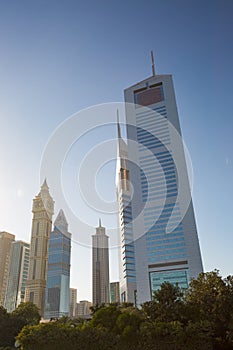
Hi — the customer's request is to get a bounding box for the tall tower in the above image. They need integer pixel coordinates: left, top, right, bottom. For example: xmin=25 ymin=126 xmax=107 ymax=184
xmin=5 ymin=241 xmax=30 ymax=312
xmin=116 ymin=118 xmax=137 ymax=304
xmin=69 ymin=288 xmax=77 ymax=318
xmin=0 ymin=232 xmax=15 ymax=306
xmin=117 ymin=61 xmax=203 ymax=305
xmin=25 ymin=180 xmax=54 ymax=317
xmin=92 ymin=220 xmax=110 ymax=306
xmin=45 ymin=209 xmax=71 ymax=319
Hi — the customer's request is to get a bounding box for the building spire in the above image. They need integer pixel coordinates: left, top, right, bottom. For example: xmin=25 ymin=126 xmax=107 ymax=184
xmin=117 ymin=109 xmax=121 ymax=139
xmin=41 ymin=178 xmax=49 ymax=190
xmin=99 ymin=218 xmax=102 ymax=227
xmin=54 ymin=209 xmax=68 ymax=234
xmin=151 ymin=50 xmax=156 ymax=76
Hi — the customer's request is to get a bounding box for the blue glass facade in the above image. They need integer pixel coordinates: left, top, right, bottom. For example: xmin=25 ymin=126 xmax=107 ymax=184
xmin=45 ymin=222 xmax=71 ymax=319
xmin=122 ymin=74 xmax=203 ymax=305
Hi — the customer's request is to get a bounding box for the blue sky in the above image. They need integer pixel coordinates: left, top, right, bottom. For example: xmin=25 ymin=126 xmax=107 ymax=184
xmin=0 ymin=0 xmax=233 ymax=301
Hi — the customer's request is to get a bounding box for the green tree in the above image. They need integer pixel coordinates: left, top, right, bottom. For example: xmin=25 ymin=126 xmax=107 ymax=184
xmin=12 ymin=302 xmax=41 ymax=325
xmin=186 ymin=270 xmax=233 ymax=348
xmin=17 ymin=322 xmax=119 ymax=350
xmin=142 ymin=282 xmax=185 ymax=323
xmin=90 ymin=305 xmax=121 ymax=333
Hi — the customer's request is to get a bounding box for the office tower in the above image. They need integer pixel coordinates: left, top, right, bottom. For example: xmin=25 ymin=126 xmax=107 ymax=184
xmin=0 ymin=232 xmax=15 ymax=306
xmin=92 ymin=220 xmax=110 ymax=305
xmin=5 ymin=241 xmax=30 ymax=312
xmin=110 ymin=282 xmax=120 ymax=303
xmin=117 ymin=64 xmax=203 ymax=305
xmin=69 ymin=288 xmax=77 ymax=317
xmin=25 ymin=180 xmax=54 ymax=317
xmin=116 ymin=120 xmax=137 ymax=304
xmin=76 ymin=300 xmax=92 ymax=319
xmin=45 ymin=210 xmax=71 ymax=319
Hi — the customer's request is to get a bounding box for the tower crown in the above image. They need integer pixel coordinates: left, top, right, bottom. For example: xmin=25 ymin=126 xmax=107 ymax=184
xmin=54 ymin=209 xmax=68 ymax=234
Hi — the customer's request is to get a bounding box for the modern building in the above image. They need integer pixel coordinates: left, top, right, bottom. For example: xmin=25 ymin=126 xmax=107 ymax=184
xmin=0 ymin=232 xmax=15 ymax=306
xmin=69 ymin=288 xmax=77 ymax=318
xmin=76 ymin=300 xmax=92 ymax=319
xmin=116 ymin=117 xmax=137 ymax=305
xmin=116 ymin=62 xmax=203 ymax=305
xmin=4 ymin=241 xmax=30 ymax=312
xmin=92 ymin=220 xmax=110 ymax=305
xmin=110 ymin=282 xmax=120 ymax=303
xmin=25 ymin=180 xmax=54 ymax=317
xmin=45 ymin=209 xmax=71 ymax=319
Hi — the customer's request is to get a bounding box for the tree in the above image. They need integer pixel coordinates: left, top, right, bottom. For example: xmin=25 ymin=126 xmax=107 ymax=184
xmin=12 ymin=302 xmax=41 ymax=326
xmin=142 ymin=282 xmax=185 ymax=323
xmin=186 ymin=270 xmax=233 ymax=348
xmin=90 ymin=305 xmax=121 ymax=333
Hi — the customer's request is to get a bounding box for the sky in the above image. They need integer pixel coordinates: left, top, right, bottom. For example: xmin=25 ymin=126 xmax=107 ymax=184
xmin=0 ymin=0 xmax=233 ymax=302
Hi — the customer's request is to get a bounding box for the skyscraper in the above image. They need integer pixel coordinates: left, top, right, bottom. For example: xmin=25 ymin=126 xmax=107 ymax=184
xmin=110 ymin=282 xmax=120 ymax=303
xmin=25 ymin=180 xmax=54 ymax=317
xmin=0 ymin=232 xmax=15 ymax=306
xmin=69 ymin=288 xmax=77 ymax=318
xmin=5 ymin=241 xmax=30 ymax=312
xmin=116 ymin=119 xmax=137 ymax=304
xmin=117 ymin=63 xmax=203 ymax=305
xmin=45 ymin=209 xmax=71 ymax=319
xmin=92 ymin=220 xmax=110 ymax=305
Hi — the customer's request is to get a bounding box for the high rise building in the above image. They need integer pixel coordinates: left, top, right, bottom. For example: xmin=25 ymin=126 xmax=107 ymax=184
xmin=25 ymin=180 xmax=54 ymax=317
xmin=69 ymin=288 xmax=77 ymax=318
xmin=4 ymin=241 xmax=30 ymax=312
xmin=92 ymin=220 xmax=110 ymax=305
xmin=45 ymin=209 xmax=71 ymax=319
xmin=110 ymin=282 xmax=120 ymax=303
xmin=76 ymin=300 xmax=92 ymax=319
xmin=116 ymin=63 xmax=203 ymax=305
xmin=0 ymin=232 xmax=15 ymax=306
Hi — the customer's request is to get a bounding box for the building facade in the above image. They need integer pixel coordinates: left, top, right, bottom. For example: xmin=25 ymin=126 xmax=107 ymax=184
xmin=117 ymin=70 xmax=203 ymax=305
xmin=76 ymin=300 xmax=92 ymax=319
xmin=92 ymin=220 xmax=110 ymax=305
xmin=69 ymin=288 xmax=77 ymax=318
xmin=45 ymin=210 xmax=71 ymax=319
xmin=5 ymin=241 xmax=30 ymax=312
xmin=110 ymin=282 xmax=120 ymax=303
xmin=116 ymin=118 xmax=137 ymax=304
xmin=0 ymin=232 xmax=15 ymax=306
xmin=25 ymin=180 xmax=54 ymax=317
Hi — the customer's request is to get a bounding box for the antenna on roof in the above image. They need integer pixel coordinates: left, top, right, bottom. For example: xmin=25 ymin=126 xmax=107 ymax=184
xmin=151 ymin=50 xmax=156 ymax=76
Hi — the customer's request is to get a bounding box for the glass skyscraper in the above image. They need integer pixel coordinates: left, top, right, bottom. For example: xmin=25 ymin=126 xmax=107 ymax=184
xmin=117 ymin=69 xmax=203 ymax=305
xmin=45 ymin=209 xmax=71 ymax=319
xmin=4 ymin=241 xmax=30 ymax=312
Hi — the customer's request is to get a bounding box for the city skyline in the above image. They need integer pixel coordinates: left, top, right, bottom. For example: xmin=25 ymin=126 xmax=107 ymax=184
xmin=0 ymin=0 xmax=233 ymax=301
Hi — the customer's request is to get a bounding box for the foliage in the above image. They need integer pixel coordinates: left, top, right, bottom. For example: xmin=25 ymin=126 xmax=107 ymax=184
xmin=16 ymin=322 xmax=119 ymax=350
xmin=4 ymin=271 xmax=233 ymax=349
xmin=186 ymin=270 xmax=233 ymax=346
xmin=0 ymin=303 xmax=40 ymax=348
xmin=142 ymin=282 xmax=185 ymax=323
xmin=12 ymin=302 xmax=41 ymax=326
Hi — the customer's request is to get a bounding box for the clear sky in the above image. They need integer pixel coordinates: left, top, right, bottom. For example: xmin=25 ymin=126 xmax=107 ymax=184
xmin=0 ymin=0 xmax=233 ymax=302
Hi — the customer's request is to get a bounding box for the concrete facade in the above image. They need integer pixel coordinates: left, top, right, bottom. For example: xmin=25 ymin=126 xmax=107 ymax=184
xmin=92 ymin=221 xmax=110 ymax=305
xmin=0 ymin=231 xmax=15 ymax=306
xmin=25 ymin=180 xmax=54 ymax=317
